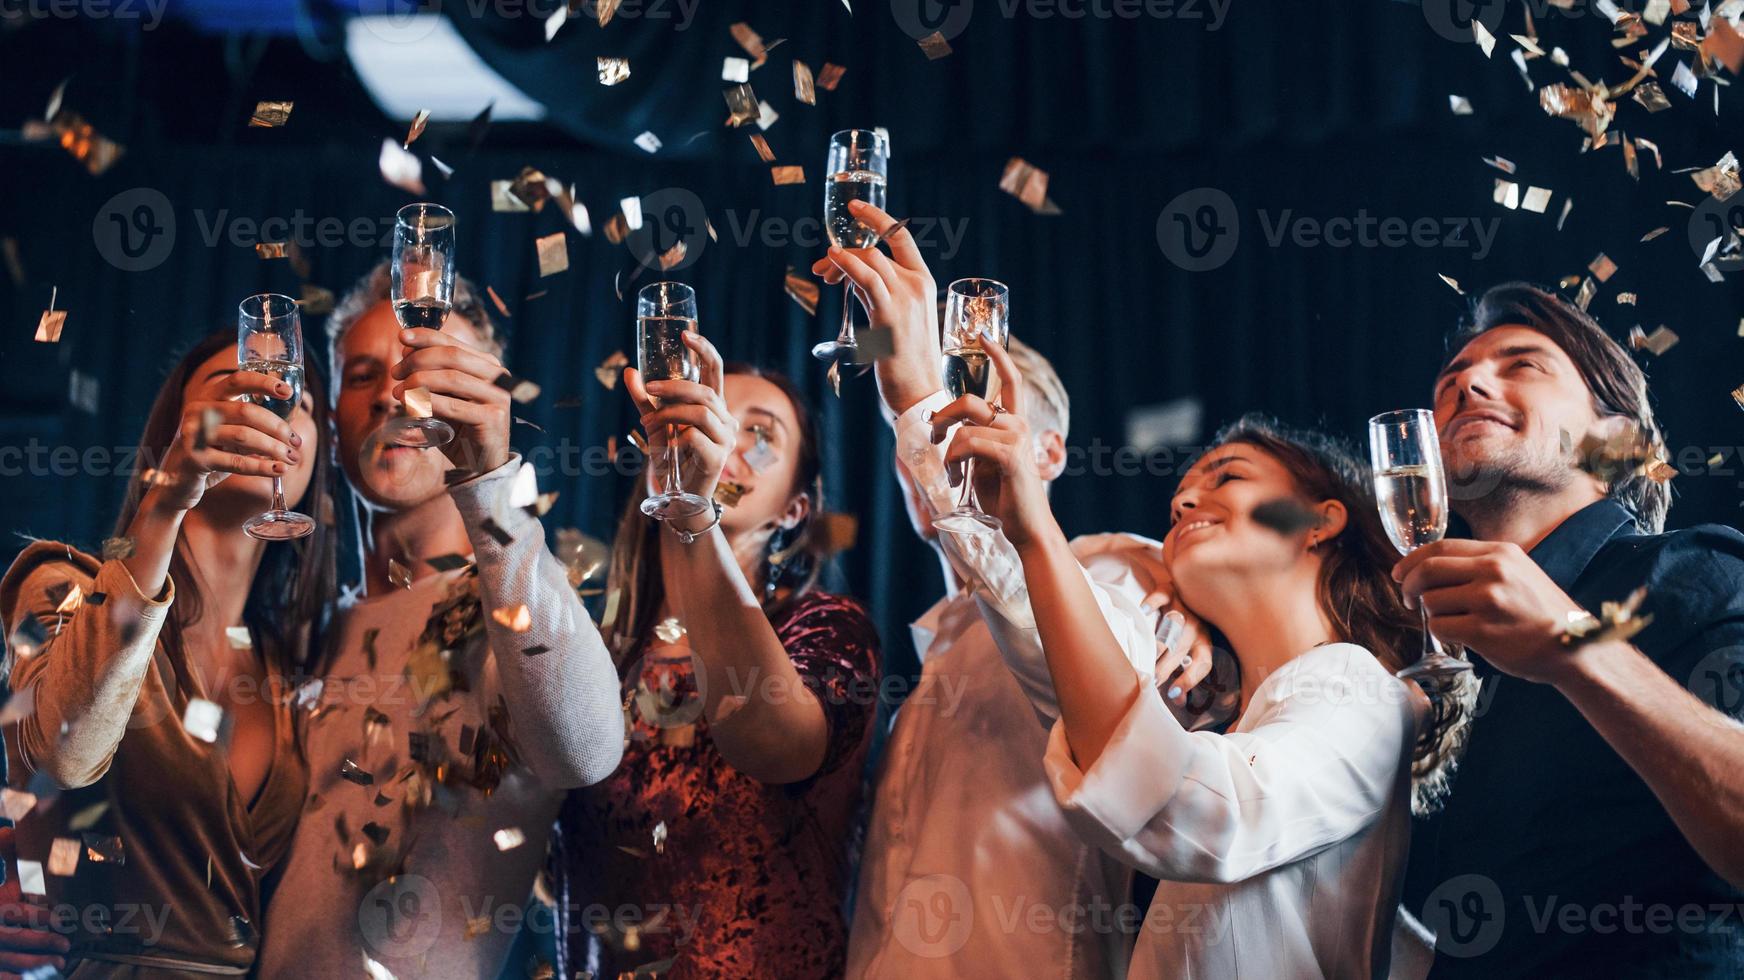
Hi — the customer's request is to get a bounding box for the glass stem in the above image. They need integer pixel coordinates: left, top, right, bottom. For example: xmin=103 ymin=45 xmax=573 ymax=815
xmin=836 ymin=282 xmax=856 ymax=345
xmin=663 ymin=424 xmax=683 ymax=496
xmin=1420 ymin=604 xmax=1442 ymax=658
xmin=270 ymin=475 xmax=287 ymax=514
xmin=956 ymin=460 xmax=978 ymax=513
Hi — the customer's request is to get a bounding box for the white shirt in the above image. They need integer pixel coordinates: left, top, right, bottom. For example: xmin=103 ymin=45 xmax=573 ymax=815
xmin=256 ymin=456 xmax=623 ymax=980
xmin=848 ymin=391 xmax=1169 ymax=979
xmin=1045 ymin=642 xmax=1422 ymax=979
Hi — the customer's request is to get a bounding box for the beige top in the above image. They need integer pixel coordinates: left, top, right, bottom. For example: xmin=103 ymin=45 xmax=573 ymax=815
xmin=1 ymin=541 xmax=308 ymax=976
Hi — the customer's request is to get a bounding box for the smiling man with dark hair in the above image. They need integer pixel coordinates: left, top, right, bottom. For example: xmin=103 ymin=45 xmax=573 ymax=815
xmin=1398 ymin=282 xmax=1744 ymax=977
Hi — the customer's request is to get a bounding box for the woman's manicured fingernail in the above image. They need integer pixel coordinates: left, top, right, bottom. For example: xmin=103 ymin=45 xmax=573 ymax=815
xmin=1167 ymin=686 xmax=1183 ymax=700
xmin=290 ymin=432 xmax=303 ymax=447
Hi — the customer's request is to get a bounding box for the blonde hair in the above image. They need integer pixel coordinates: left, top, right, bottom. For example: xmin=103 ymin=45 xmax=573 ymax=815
xmin=1007 ymin=335 xmax=1070 ymax=441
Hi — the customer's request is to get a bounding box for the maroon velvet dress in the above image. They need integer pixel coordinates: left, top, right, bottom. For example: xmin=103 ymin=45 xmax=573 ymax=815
xmin=561 ymin=591 xmax=881 ymax=979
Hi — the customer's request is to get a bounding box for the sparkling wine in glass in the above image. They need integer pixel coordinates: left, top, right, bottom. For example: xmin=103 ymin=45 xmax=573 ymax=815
xmin=384 ymin=202 xmax=457 ymax=448
xmin=238 ymin=293 xmax=316 ymax=541
xmin=811 ymin=129 xmax=890 ymax=364
xmin=1368 ymin=408 xmax=1472 ymax=680
xmin=933 ymin=278 xmax=1010 ymax=536
xmin=637 ymin=282 xmax=712 ymax=521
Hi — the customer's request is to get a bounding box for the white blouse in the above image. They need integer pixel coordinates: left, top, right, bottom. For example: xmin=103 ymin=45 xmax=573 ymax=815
xmin=1044 ymin=642 xmax=1423 ymax=979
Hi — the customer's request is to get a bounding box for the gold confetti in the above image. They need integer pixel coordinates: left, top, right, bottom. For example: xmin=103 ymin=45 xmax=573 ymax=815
xmin=1559 ymin=587 xmax=1652 ymax=648
xmin=1628 ymin=324 xmax=1679 ymax=355
xmin=999 ymin=157 xmax=1061 ymax=214
xmin=255 ymin=242 xmax=288 ymax=260
xmin=817 ymin=63 xmax=846 ymax=91
xmin=634 ymin=131 xmax=662 ymax=154
xmin=1689 ymin=151 xmax=1740 ymax=200
xmin=535 ymin=231 xmax=569 ymax=277
xmin=42 ymin=109 xmax=125 ymax=175
xmin=1575 ymin=277 xmax=1597 ymax=311
xmin=784 ymin=266 xmax=819 ymax=315
xmin=603 ymin=213 xmax=630 ymax=244
xmin=652 ymin=821 xmax=668 ymax=855
xmin=1483 ymin=155 xmax=1517 ymax=174
xmin=494 ymin=371 xmax=542 ymax=403
xmin=491 ymin=605 xmax=533 ymax=633
xmin=918 ymin=31 xmax=953 ymax=60
xmin=658 ymin=240 xmax=687 ymax=271
xmin=1494 ymin=179 xmax=1520 ymax=209
xmin=1558 ymin=197 xmax=1574 ymax=230
xmin=724 ymin=83 xmax=759 ymax=127
xmin=388 ymin=557 xmax=414 ymax=589
xmin=1704 ymin=17 xmax=1744 ymax=73
xmin=596 ymin=351 xmax=629 ymax=389
xmin=722 ymin=56 xmax=750 ymax=82
xmin=465 ymin=916 xmax=492 ymax=941
xmin=404 ymin=109 xmax=430 ymax=149
xmin=183 ymin=698 xmax=224 ymax=743
xmin=101 ymin=536 xmax=135 ymax=560
xmin=1617 ymin=292 xmax=1638 ymax=305
xmin=1733 ymin=385 xmax=1744 ymax=412
xmin=817 ymin=512 xmax=859 ymax=554
xmin=730 ymin=22 xmax=768 ymax=67
xmin=598 ymin=57 xmax=630 ymax=86
xmin=1633 ymin=81 xmax=1672 ymax=112
xmin=713 ymin=480 xmax=749 ymax=507
xmin=493 ymin=827 xmax=526 ymax=851
xmin=627 ymin=429 xmax=651 ymax=454
xmin=793 ymin=60 xmax=816 ymax=105
xmin=403 ymin=386 xmax=433 ymax=420
xmin=35 ymin=309 xmax=66 ymax=344
xmin=486 ymin=285 xmax=511 ymax=319
xmin=299 ymin=283 xmax=335 ymax=315
xmin=1710 ymin=452 xmax=1726 ymax=467
xmin=1588 ymin=253 xmax=1618 ymax=282
xmin=1438 ymin=273 xmax=1464 ymax=294
xmin=249 ymin=101 xmax=293 ymax=128
xmin=378 ymin=138 xmax=425 ymax=195
xmin=653 ymin=617 xmax=686 ymax=643
xmin=749 ymin=133 xmax=776 ymax=163
xmin=48 ymin=838 xmax=80 ymax=877
xmin=596 ymin=0 xmax=622 ymax=26
xmin=1641 ymin=226 xmax=1670 ymax=242
xmin=771 ymin=165 xmax=806 ymax=185
xmin=1521 ymin=186 xmax=1553 ymax=213
xmin=224 ymin=625 xmax=252 ymax=649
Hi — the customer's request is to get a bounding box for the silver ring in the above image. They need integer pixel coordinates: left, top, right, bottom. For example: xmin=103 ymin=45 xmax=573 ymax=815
xmin=992 ymin=405 xmax=1008 ymax=415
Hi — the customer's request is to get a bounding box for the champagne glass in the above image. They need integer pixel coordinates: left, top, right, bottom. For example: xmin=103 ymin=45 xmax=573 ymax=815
xmin=1368 ymin=409 xmax=1473 ymax=680
xmin=811 ymin=129 xmax=890 ymax=364
xmin=637 ymin=281 xmax=712 ymax=521
xmin=933 ymin=278 xmax=1010 ymax=536
xmin=238 ymin=293 xmax=316 ymax=541
xmin=383 ymin=202 xmax=457 ymax=448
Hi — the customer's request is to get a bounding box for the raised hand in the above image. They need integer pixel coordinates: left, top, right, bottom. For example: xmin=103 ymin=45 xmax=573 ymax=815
xmin=624 ymin=331 xmax=737 ymax=504
xmin=810 ymin=198 xmax=941 ymax=416
xmin=930 ymin=338 xmax=1057 ymax=550
xmin=154 ymin=368 xmax=304 ymax=512
xmin=390 ymin=327 xmax=514 ymax=477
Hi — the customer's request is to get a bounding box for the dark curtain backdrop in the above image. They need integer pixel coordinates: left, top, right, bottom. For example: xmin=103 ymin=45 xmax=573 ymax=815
xmin=3 ymin=0 xmax=1742 ymax=689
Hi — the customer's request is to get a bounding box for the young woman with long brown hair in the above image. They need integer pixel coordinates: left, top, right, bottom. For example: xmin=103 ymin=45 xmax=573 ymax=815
xmin=0 ymin=326 xmax=336 ymax=976
xmin=556 ymin=330 xmax=880 ymax=979
xmin=936 ymin=339 xmax=1474 ymax=978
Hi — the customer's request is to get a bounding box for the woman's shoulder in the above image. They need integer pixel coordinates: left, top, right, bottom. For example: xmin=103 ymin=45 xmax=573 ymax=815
xmin=770 ymin=590 xmax=880 ymax=648
xmin=1 ymin=540 xmax=102 ymax=620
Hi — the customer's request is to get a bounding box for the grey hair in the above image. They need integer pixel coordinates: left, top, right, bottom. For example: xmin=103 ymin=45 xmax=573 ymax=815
xmin=324 ymin=259 xmax=502 ymax=403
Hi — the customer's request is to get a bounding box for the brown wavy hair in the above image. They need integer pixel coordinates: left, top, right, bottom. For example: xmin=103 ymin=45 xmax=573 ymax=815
xmin=113 ymin=328 xmax=338 ymax=676
xmin=600 ymin=362 xmax=827 ymax=671
xmin=1207 ymin=414 xmax=1476 ymax=815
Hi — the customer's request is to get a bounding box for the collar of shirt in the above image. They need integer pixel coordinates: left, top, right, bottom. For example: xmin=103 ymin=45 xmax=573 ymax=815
xmin=1524 ymin=498 xmax=1638 ymax=591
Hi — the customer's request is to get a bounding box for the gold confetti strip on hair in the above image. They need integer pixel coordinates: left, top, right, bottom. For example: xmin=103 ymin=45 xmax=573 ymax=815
xmin=403 ymin=109 xmax=430 ymax=149
xmin=598 ymin=57 xmax=630 ymax=86
xmin=248 ymin=100 xmax=292 ymax=128
xmin=596 ymin=350 xmax=629 ymax=389
xmin=388 ymin=558 xmax=414 ymax=589
xmin=491 ymin=604 xmax=532 ymax=633
xmin=918 ymin=30 xmax=953 ymax=60
xmin=771 ymin=165 xmax=805 ymax=185
xmin=793 ymin=60 xmax=816 ymax=105
xmin=535 ymin=231 xmax=568 ymax=277
xmin=817 ymin=63 xmax=846 ymax=91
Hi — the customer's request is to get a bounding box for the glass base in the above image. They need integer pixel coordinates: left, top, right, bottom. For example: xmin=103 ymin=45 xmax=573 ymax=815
xmin=244 ymin=510 xmax=316 ymax=541
xmin=933 ymin=509 xmax=1002 ymax=536
xmin=641 ymin=491 xmax=712 ymax=521
xmin=1396 ymin=652 xmax=1474 ymax=681
xmin=385 ymin=416 xmax=454 ymax=448
xmin=811 ymin=338 xmax=856 ymax=363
